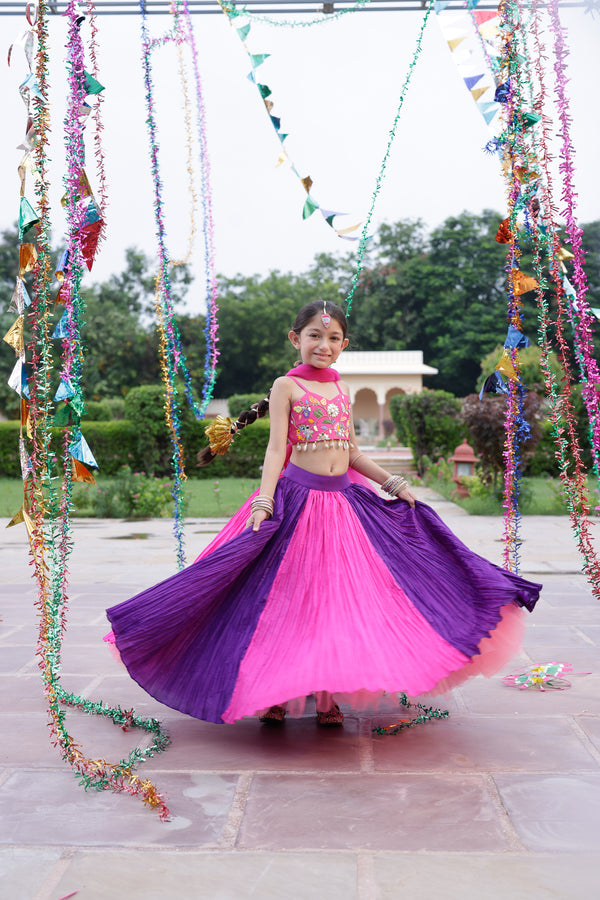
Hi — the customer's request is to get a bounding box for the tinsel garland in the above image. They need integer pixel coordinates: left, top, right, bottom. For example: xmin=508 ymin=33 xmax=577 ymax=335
xmin=139 ymin=0 xmax=219 ymax=425
xmin=9 ymin=1 xmax=172 ymax=819
xmin=372 ymin=693 xmax=450 ymax=736
xmin=180 ymin=0 xmax=220 ymax=410
xmin=138 ymin=0 xmax=222 ymax=566
xmin=344 ymin=0 xmax=434 ymax=316
xmin=155 ymin=272 xmax=187 ymax=570
xmin=496 ymin=0 xmax=531 ymax=574
xmin=523 ymin=1 xmax=600 ymax=596
xmin=240 ymin=0 xmax=371 ymax=28
xmin=546 ymin=0 xmax=600 ymax=475
xmin=86 ymin=1 xmax=108 ymax=240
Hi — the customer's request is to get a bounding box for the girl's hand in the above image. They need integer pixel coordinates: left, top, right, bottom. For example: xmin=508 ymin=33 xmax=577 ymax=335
xmin=398 ymin=487 xmax=417 ymax=509
xmin=247 ymin=508 xmax=271 ymax=532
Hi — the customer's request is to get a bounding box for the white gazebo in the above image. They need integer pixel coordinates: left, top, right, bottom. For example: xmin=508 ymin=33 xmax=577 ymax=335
xmin=331 ymin=350 xmax=438 ymax=440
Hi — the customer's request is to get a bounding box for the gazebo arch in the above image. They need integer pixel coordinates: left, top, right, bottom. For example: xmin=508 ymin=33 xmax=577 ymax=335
xmin=332 ymin=351 xmax=438 ymax=441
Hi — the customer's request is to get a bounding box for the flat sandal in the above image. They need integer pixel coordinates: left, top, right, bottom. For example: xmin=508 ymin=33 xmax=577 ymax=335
xmin=316 ymin=703 xmax=344 ymax=727
xmin=258 ymin=705 xmax=286 ymax=725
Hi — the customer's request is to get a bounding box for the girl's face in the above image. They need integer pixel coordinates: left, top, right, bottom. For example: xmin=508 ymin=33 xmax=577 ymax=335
xmin=288 ymin=313 xmax=349 ymax=368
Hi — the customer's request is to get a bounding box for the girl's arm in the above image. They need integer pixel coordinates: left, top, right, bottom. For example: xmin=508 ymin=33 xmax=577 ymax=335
xmin=346 ymin=393 xmax=416 ymax=508
xmin=249 ymin=377 xmax=291 ymax=531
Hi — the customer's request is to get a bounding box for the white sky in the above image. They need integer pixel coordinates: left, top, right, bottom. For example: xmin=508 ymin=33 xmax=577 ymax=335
xmin=1 ymin=4 xmax=599 ymax=314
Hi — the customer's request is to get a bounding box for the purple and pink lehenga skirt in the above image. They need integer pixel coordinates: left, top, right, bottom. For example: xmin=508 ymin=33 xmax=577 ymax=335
xmin=106 ymin=463 xmax=541 ymax=724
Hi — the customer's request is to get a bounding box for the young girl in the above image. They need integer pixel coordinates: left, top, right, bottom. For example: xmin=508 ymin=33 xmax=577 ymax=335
xmin=106 ymin=300 xmax=541 ymax=727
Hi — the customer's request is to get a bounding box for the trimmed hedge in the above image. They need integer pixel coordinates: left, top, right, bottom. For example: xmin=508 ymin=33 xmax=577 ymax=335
xmin=0 ymin=421 xmax=139 ymax=477
xmin=0 ymin=416 xmax=270 ymax=479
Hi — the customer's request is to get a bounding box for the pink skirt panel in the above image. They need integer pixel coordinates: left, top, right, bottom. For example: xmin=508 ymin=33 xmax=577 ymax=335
xmin=222 ymin=490 xmax=470 ymax=722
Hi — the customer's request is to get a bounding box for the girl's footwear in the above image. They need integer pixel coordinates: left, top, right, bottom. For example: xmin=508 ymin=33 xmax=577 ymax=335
xmin=316 ymin=703 xmax=344 ymax=727
xmin=259 ymin=705 xmax=286 ymax=725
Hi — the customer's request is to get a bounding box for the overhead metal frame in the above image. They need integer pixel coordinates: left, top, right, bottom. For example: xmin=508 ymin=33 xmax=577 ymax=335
xmin=0 ymin=1 xmax=588 ymax=15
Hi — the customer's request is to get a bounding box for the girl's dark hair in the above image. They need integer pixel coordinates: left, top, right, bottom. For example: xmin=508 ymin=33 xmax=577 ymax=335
xmin=197 ymin=393 xmax=270 ymax=467
xmin=291 ymin=300 xmax=348 ymax=338
xmin=197 ymin=300 xmax=347 ymax=467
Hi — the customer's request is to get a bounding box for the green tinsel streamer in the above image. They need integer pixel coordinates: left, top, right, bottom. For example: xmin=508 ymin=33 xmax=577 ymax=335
xmin=344 ymin=0 xmax=434 ymax=316
xmin=372 ymin=693 xmax=450 ymax=736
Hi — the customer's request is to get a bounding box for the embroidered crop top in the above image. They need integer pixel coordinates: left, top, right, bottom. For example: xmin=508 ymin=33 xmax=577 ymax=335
xmin=287 ymin=376 xmax=351 ymax=449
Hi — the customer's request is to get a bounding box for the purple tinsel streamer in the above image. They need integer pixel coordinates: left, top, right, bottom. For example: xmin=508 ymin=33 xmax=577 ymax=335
xmin=546 ymin=0 xmax=600 ymax=472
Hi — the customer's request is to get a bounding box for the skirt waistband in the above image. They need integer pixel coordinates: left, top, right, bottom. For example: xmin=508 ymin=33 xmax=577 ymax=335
xmin=283 ymin=462 xmax=351 ymax=492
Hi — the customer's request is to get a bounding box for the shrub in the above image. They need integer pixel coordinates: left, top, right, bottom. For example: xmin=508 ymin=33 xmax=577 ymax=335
xmin=227 ymin=393 xmax=265 ymax=416
xmin=389 ymin=390 xmax=465 ymax=476
xmin=461 ymin=392 xmax=544 ymax=487
xmin=83 ymin=400 xmax=111 ymax=421
xmin=103 ymin=397 xmax=127 ymax=420
xmin=124 ymin=384 xmax=172 ymax=474
xmin=92 ymin=466 xmax=172 ymax=518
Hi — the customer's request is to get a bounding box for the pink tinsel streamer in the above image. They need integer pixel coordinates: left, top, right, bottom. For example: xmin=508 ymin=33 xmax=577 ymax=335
xmin=547 ymin=0 xmax=600 ymax=468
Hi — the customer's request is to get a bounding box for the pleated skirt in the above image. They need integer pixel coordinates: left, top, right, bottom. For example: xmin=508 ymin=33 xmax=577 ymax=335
xmin=106 ymin=463 xmax=541 ymax=724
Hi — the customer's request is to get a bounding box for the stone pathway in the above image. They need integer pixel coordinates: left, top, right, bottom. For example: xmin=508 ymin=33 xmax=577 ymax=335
xmin=1 ymin=487 xmax=599 ymax=899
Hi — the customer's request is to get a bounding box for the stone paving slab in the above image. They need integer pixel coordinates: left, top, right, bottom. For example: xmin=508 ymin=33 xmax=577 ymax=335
xmin=1 ymin=492 xmax=600 ymax=898
xmin=373 ymin=853 xmax=600 ymax=900
xmin=238 ymin=772 xmax=510 ymax=852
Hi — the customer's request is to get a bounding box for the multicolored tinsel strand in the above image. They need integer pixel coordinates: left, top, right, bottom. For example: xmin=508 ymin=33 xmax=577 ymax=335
xmin=8 ymin=1 xmax=171 ymax=819
xmin=372 ymin=693 xmax=450 ymax=736
xmin=344 ymin=0 xmax=434 ymax=316
xmin=139 ymin=0 xmax=222 ymax=564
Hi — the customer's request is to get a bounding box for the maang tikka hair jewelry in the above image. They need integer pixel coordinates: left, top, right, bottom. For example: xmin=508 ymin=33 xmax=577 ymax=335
xmin=321 ymin=300 xmax=331 ymax=328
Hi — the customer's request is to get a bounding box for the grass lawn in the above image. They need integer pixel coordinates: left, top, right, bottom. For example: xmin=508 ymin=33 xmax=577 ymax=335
xmin=0 ymin=476 xmax=260 ymax=520
xmin=2 ymin=474 xmax=596 ymax=520
xmin=422 ymin=474 xmax=598 ymax=516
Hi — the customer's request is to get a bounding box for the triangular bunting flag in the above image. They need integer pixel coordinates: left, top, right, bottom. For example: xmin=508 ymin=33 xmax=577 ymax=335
xmin=18 ymin=242 xmax=37 ymax=276
xmin=53 ymin=402 xmax=81 ymax=428
xmin=495 ymin=349 xmax=520 ymax=382
xmin=504 ymin=324 xmax=531 ymax=349
xmin=8 ymin=359 xmax=24 ymax=396
xmin=55 ymin=249 xmax=70 ymax=282
xmin=275 ymin=151 xmax=288 ymax=167
xmin=6 ymin=505 xmax=29 ymax=529
xmin=54 ymin=378 xmax=75 ymax=401
xmin=269 ymin=115 xmax=281 ymax=131
xmin=257 ymin=83 xmax=271 ymax=99
xmin=447 ymin=36 xmax=467 ymax=52
xmin=335 ymin=222 xmax=362 ymax=236
xmin=71 ymin=456 xmax=96 ymax=485
xmin=463 ymin=74 xmax=484 ymax=90
xmin=481 ymin=105 xmax=499 ymax=125
xmin=3 ymin=318 xmax=24 ymax=356
xmin=83 ymin=70 xmax=104 ymax=95
xmin=301 ymin=175 xmax=313 ymax=194
xmin=19 ymin=436 xmax=32 ymax=480
xmin=237 ymin=23 xmax=250 ymax=41
xmin=51 ymin=312 xmax=70 ymax=340
xmin=556 ymin=247 xmax=575 ymax=262
xmin=434 ymin=0 xmax=452 ymax=11
xmin=495 ymin=218 xmax=512 ymax=244
xmin=479 ymin=371 xmax=509 ymax=400
xmin=8 ymin=279 xmax=31 ymax=314
xmin=512 ymin=270 xmax=538 ymax=296
xmin=249 ymin=53 xmax=270 ymax=69
xmin=471 ymin=86 xmax=489 ymax=102
xmin=589 ymin=308 xmax=600 ymax=320
xmin=19 ymin=196 xmax=39 ymax=238
xmin=302 ymin=196 xmax=319 ymax=220
xmin=79 ymin=220 xmax=103 ymax=271
xmin=473 ymin=10 xmax=498 ymax=24
xmin=70 ymin=432 xmax=98 ymax=469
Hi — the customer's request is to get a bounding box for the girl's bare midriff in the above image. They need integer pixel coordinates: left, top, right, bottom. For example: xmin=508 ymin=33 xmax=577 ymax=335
xmin=291 ymin=441 xmax=351 ymax=476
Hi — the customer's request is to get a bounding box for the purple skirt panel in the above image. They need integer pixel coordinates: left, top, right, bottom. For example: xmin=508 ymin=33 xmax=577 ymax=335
xmin=106 ymin=464 xmax=541 ymax=723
